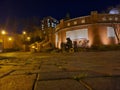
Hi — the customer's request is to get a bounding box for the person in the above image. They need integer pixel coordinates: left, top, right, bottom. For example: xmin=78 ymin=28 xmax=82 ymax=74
xmin=73 ymin=41 xmax=77 ymax=52
xmin=66 ymin=38 xmax=72 ymax=51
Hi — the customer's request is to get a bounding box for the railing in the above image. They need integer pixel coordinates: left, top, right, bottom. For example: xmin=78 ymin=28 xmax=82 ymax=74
xmin=55 ymin=13 xmax=120 ymax=32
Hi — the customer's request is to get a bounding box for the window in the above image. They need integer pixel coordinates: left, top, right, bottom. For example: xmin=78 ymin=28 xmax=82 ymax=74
xmin=74 ymin=21 xmax=77 ymax=25
xmin=115 ymin=17 xmax=118 ymax=21
xmin=102 ymin=17 xmax=106 ymax=21
xmin=42 ymin=24 xmax=44 ymax=30
xmin=107 ymin=27 xmax=115 ymax=37
xmin=52 ymin=23 xmax=54 ymax=27
xmin=66 ymin=29 xmax=88 ymax=40
xmin=48 ymin=23 xmax=50 ymax=27
xmin=81 ymin=19 xmax=85 ymax=23
xmin=47 ymin=19 xmax=50 ymax=23
xmin=109 ymin=17 xmax=112 ymax=21
xmin=67 ymin=23 xmax=70 ymax=26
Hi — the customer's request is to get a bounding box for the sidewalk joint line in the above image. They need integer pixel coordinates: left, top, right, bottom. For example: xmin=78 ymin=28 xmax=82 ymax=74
xmin=79 ymin=80 xmax=93 ymax=90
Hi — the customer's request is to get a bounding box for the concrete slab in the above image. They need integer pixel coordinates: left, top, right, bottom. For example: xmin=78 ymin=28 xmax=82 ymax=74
xmin=40 ymin=65 xmax=62 ymax=72
xmin=0 ymin=66 xmax=14 ymax=71
xmin=82 ymin=77 xmax=120 ymax=90
xmin=0 ymin=70 xmax=14 ymax=78
xmin=18 ymin=64 xmax=40 ymax=70
xmin=38 ymin=70 xmax=104 ymax=81
xmin=10 ymin=70 xmax=41 ymax=75
xmin=34 ymin=79 xmax=87 ymax=90
xmin=0 ymin=74 xmax=36 ymax=90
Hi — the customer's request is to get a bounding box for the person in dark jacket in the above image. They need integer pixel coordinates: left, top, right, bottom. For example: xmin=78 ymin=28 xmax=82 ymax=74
xmin=66 ymin=38 xmax=72 ymax=51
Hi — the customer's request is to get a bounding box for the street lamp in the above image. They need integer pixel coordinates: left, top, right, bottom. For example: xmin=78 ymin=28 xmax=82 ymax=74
xmin=1 ymin=30 xmax=6 ymax=52
xmin=22 ymin=31 xmax=26 ymax=35
xmin=8 ymin=37 xmax=13 ymax=48
xmin=22 ymin=31 xmax=26 ymax=41
xmin=8 ymin=37 xmax=12 ymax=41
xmin=1 ymin=30 xmax=6 ymax=35
xmin=22 ymin=31 xmax=27 ymax=51
xmin=27 ymin=36 xmax=31 ymax=41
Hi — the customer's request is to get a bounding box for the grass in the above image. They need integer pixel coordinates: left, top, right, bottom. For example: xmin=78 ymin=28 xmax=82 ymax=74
xmin=73 ymin=73 xmax=88 ymax=81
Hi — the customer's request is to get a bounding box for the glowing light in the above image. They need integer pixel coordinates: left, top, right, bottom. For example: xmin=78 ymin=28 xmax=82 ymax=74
xmin=109 ymin=8 xmax=119 ymax=14
xmin=8 ymin=37 xmax=12 ymax=41
xmin=66 ymin=29 xmax=88 ymax=40
xmin=27 ymin=37 xmax=31 ymax=41
xmin=1 ymin=30 xmax=6 ymax=35
xmin=32 ymin=46 xmax=35 ymax=48
xmin=23 ymin=31 xmax=26 ymax=35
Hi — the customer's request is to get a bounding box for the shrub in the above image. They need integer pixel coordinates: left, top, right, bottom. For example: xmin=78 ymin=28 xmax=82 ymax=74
xmin=90 ymin=44 xmax=120 ymax=51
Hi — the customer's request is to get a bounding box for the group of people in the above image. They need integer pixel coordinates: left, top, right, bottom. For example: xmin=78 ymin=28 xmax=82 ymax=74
xmin=61 ymin=38 xmax=89 ymax=52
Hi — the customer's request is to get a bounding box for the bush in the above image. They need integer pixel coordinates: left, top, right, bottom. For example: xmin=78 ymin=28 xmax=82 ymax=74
xmin=90 ymin=44 xmax=120 ymax=51
xmin=4 ymin=48 xmax=21 ymax=52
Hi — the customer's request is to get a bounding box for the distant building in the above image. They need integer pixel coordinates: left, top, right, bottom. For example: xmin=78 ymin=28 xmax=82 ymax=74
xmin=0 ymin=32 xmax=22 ymax=52
xmin=40 ymin=16 xmax=59 ymax=31
xmin=40 ymin=16 xmax=59 ymax=41
xmin=30 ymin=16 xmax=59 ymax=52
xmin=40 ymin=16 xmax=59 ymax=42
xmin=55 ymin=11 xmax=120 ymax=48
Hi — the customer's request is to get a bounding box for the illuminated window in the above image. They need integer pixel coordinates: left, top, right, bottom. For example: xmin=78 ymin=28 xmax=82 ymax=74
xmin=74 ymin=21 xmax=77 ymax=25
xmin=48 ymin=23 xmax=50 ymax=27
xmin=109 ymin=17 xmax=112 ymax=21
xmin=47 ymin=19 xmax=50 ymax=27
xmin=102 ymin=17 xmax=106 ymax=21
xmin=54 ymin=23 xmax=56 ymax=27
xmin=107 ymin=27 xmax=115 ymax=37
xmin=81 ymin=19 xmax=85 ymax=23
xmin=47 ymin=19 xmax=50 ymax=23
xmin=67 ymin=23 xmax=70 ymax=26
xmin=66 ymin=28 xmax=88 ymax=40
xmin=42 ymin=24 xmax=44 ymax=30
xmin=51 ymin=23 xmax=54 ymax=27
xmin=115 ymin=17 xmax=118 ymax=21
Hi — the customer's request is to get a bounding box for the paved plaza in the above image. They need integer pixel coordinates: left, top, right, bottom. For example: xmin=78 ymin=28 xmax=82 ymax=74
xmin=0 ymin=51 xmax=120 ymax=90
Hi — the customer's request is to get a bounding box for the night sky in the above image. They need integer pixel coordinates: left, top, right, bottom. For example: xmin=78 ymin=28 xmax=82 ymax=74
xmin=0 ymin=0 xmax=120 ymax=20
xmin=0 ymin=0 xmax=120 ymax=32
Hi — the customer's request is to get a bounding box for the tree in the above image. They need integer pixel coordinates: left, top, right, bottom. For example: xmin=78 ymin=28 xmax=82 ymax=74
xmin=112 ymin=23 xmax=120 ymax=44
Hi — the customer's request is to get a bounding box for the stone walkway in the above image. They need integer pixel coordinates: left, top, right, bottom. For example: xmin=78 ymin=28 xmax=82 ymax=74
xmin=0 ymin=51 xmax=120 ymax=90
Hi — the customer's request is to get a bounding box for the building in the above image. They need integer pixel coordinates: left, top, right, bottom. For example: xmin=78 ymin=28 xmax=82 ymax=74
xmin=55 ymin=11 xmax=120 ymax=49
xmin=40 ymin=16 xmax=59 ymax=41
xmin=40 ymin=16 xmax=59 ymax=30
xmin=0 ymin=32 xmax=22 ymax=52
xmin=30 ymin=16 xmax=59 ymax=52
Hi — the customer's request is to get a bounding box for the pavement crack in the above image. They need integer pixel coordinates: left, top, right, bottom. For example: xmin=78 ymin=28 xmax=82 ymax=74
xmin=38 ymin=78 xmax=71 ymax=81
xmin=0 ymin=70 xmax=15 ymax=78
xmin=32 ymin=61 xmax=43 ymax=90
xmin=32 ymin=74 xmax=38 ymax=90
xmin=79 ymin=80 xmax=93 ymax=90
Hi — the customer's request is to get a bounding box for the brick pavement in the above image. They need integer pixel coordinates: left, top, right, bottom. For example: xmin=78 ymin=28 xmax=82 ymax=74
xmin=0 ymin=51 xmax=120 ymax=90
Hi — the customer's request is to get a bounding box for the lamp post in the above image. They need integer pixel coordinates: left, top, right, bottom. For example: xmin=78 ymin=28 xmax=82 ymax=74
xmin=22 ymin=31 xmax=26 ymax=51
xmin=22 ymin=31 xmax=26 ymax=41
xmin=8 ymin=37 xmax=12 ymax=48
xmin=27 ymin=36 xmax=31 ymax=51
xmin=1 ymin=30 xmax=6 ymax=52
xmin=23 ymin=31 xmax=26 ymax=35
xmin=27 ymin=36 xmax=31 ymax=41
xmin=8 ymin=37 xmax=12 ymax=41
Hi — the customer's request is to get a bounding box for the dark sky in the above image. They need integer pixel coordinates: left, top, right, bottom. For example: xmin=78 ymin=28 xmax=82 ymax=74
xmin=0 ymin=0 xmax=120 ymax=21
